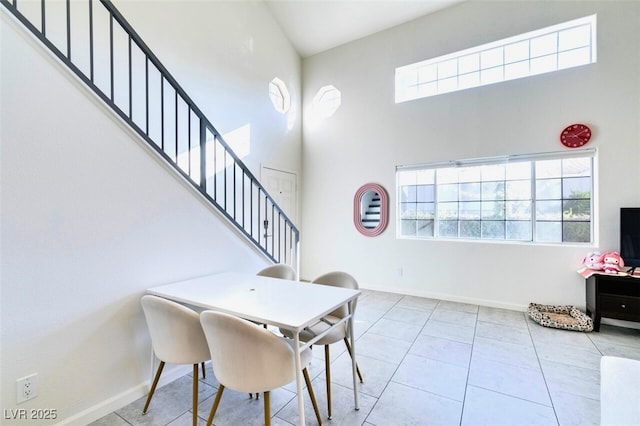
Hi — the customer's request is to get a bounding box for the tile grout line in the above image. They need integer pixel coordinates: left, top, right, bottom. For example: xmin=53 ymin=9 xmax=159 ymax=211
xmin=357 ymin=294 xmax=407 ymax=425
xmin=97 ymin=293 xmax=638 ymax=426
xmin=526 ymin=313 xmax=563 ymax=426
xmin=457 ymin=303 xmax=479 ymax=426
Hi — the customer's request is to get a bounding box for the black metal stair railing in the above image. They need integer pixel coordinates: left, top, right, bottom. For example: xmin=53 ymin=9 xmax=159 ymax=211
xmin=1 ymin=0 xmax=299 ymax=266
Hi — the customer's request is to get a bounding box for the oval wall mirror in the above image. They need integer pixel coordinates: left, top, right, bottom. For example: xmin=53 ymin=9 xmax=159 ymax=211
xmin=354 ymin=183 xmax=389 ymax=237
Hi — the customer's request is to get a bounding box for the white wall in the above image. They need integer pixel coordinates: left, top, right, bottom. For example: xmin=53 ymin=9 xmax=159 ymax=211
xmin=300 ymin=1 xmax=640 ymax=310
xmin=2 ymin=0 xmax=639 ymax=422
xmin=0 ymin=0 xmax=301 ymax=423
xmin=112 ymin=0 xmax=302 ymax=190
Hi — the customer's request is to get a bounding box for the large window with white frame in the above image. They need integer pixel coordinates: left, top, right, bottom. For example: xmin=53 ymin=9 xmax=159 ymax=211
xmin=397 ymin=150 xmax=595 ymax=244
xmin=395 ymin=15 xmax=597 ymax=103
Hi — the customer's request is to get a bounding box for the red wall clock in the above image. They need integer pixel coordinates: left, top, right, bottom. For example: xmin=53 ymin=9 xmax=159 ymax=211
xmin=560 ymin=124 xmax=592 ymax=148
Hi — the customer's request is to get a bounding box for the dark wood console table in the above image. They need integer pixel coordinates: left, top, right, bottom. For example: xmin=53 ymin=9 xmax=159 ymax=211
xmin=586 ymin=273 xmax=640 ymax=331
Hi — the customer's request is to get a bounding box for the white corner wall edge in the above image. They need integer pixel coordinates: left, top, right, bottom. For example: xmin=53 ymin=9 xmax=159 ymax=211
xmin=54 ymin=364 xmax=193 ymax=426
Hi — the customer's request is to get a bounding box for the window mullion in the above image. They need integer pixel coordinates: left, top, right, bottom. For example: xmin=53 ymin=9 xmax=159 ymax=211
xmin=396 ymin=15 xmax=596 ymax=103
xmin=397 ymin=151 xmax=592 ymax=243
xmin=531 ymin=160 xmax=537 ymax=242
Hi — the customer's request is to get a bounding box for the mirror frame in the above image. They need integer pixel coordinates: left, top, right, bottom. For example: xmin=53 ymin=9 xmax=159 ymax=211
xmin=354 ymin=183 xmax=389 ymax=237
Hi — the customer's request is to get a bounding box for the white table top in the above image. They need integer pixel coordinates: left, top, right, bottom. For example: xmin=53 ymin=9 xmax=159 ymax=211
xmin=147 ymin=271 xmax=361 ymax=332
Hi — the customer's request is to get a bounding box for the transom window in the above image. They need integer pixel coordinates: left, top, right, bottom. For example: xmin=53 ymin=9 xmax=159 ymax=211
xmin=397 ymin=150 xmax=595 ymax=244
xmin=395 ymin=14 xmax=597 ymax=103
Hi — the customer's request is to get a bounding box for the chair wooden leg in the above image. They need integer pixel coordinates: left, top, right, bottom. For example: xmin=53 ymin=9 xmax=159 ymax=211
xmin=206 ymin=384 xmax=225 ymax=426
xmin=142 ymin=361 xmax=165 ymax=414
xmin=303 ymin=368 xmax=322 ymax=425
xmin=264 ymin=391 xmax=271 ymax=426
xmin=343 ymin=337 xmax=364 ymax=382
xmin=324 ymin=345 xmax=332 ymax=420
xmin=201 ymin=361 xmax=206 ymax=379
xmin=192 ymin=364 xmax=198 ymax=426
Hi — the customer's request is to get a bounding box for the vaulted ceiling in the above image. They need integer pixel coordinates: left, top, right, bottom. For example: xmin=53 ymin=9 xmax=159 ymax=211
xmin=264 ymin=0 xmax=465 ymax=58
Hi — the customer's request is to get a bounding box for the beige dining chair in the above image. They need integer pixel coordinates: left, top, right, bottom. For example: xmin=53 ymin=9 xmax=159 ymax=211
xmin=257 ymin=263 xmax=297 ymax=280
xmin=280 ymin=271 xmax=363 ymax=419
xmin=255 ymin=263 xmax=297 ymax=336
xmin=140 ymin=295 xmax=210 ymax=426
xmin=200 ymin=310 xmax=322 ymax=426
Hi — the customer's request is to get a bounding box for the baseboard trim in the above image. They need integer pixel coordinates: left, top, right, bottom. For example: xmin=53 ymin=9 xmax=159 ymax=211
xmin=362 ymin=283 xmax=528 ymax=312
xmin=362 ymin=284 xmax=640 ymax=329
xmin=55 ymin=365 xmax=192 ymax=426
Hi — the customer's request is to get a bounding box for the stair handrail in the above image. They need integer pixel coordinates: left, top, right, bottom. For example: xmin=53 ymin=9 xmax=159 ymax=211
xmin=1 ymin=0 xmax=299 ymax=266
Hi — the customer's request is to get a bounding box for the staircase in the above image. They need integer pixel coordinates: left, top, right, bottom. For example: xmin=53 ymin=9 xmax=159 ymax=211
xmin=361 ymin=193 xmax=381 ymax=229
xmin=1 ymin=0 xmax=299 ymax=267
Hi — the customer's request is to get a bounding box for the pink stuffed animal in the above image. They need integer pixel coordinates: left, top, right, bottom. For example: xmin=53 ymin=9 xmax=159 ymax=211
xmin=582 ymin=251 xmax=604 ymax=270
xmin=602 ymin=251 xmax=624 ymax=274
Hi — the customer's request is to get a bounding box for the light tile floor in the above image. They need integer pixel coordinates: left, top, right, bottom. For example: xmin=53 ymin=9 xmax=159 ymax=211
xmin=92 ymin=290 xmax=640 ymax=426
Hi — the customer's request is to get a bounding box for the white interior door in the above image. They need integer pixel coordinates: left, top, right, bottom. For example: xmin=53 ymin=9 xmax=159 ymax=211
xmin=261 ymin=166 xmax=297 ymax=225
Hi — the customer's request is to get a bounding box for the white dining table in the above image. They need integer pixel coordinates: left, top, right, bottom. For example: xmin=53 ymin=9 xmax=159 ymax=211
xmin=146 ymin=271 xmax=361 ymax=426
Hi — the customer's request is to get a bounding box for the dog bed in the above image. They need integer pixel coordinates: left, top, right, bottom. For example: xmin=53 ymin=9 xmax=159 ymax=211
xmin=527 ymin=303 xmax=593 ymax=332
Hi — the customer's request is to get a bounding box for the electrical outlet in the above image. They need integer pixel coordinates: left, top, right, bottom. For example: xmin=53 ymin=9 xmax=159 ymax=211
xmin=16 ymin=373 xmax=38 ymax=404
